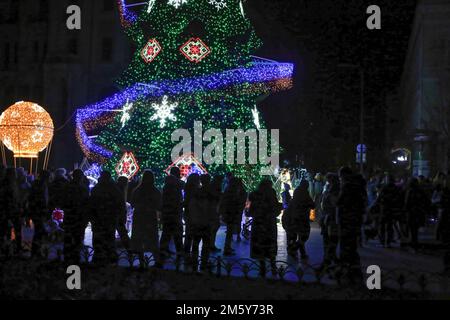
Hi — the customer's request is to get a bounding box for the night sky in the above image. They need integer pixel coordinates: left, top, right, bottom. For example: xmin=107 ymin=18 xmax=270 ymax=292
xmin=245 ymin=0 xmax=416 ymax=172
xmin=0 ymin=0 xmax=417 ymax=171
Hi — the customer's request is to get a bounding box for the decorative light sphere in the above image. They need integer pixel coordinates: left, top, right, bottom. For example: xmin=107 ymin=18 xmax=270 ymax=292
xmin=0 ymin=101 xmax=54 ymax=158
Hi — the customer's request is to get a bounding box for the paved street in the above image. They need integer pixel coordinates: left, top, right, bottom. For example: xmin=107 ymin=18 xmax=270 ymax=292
xmin=81 ymin=220 xmax=444 ymax=274
xmin=24 ymin=218 xmax=439 ymax=294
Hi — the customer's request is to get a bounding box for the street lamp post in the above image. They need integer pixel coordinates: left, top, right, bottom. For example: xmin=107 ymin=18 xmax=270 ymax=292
xmin=338 ymin=64 xmax=365 ymax=175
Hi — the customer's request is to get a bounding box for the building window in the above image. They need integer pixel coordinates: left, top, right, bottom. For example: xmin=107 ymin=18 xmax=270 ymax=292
xmin=5 ymin=86 xmax=15 ymax=104
xmin=33 ymin=42 xmax=39 ymax=62
xmin=38 ymin=0 xmax=49 ymax=21
xmin=3 ymin=42 xmax=10 ymax=70
xmin=99 ymin=86 xmax=117 ymax=100
xmin=67 ymin=38 xmax=79 ymax=55
xmin=14 ymin=42 xmax=18 ymax=65
xmin=103 ymin=0 xmax=114 ymax=11
xmin=9 ymin=1 xmax=19 ymax=23
xmin=19 ymin=85 xmax=30 ymax=100
xmin=447 ymin=40 xmax=450 ymax=68
xmin=101 ymin=38 xmax=113 ymax=62
xmin=33 ymin=86 xmax=44 ymax=102
xmin=43 ymin=42 xmax=48 ymax=58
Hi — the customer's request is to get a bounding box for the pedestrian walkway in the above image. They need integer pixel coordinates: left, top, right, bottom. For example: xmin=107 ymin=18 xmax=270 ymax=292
xmin=81 ymin=222 xmax=444 ymax=274
xmin=32 ymin=220 xmax=443 ymax=294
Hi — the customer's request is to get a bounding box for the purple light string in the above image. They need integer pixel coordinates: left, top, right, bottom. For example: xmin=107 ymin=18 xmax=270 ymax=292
xmin=76 ymin=59 xmax=294 ymax=159
xmin=118 ymin=0 xmax=138 ymax=26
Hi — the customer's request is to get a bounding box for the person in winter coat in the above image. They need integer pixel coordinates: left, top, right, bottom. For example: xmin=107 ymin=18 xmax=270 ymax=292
xmin=189 ymin=174 xmax=212 ymax=270
xmin=183 ymin=173 xmax=201 ymax=254
xmin=432 ymin=173 xmax=446 ymax=241
xmin=16 ymin=167 xmax=31 ymax=221
xmin=221 ymin=177 xmax=247 ymax=256
xmin=377 ymin=174 xmax=405 ymax=247
xmin=282 ymin=180 xmax=314 ymax=259
xmin=336 ymin=168 xmax=367 ymax=279
xmin=48 ymin=168 xmax=69 ymax=211
xmin=130 ymin=170 xmax=162 ymax=268
xmin=440 ymin=177 xmax=450 ymax=274
xmin=28 ymin=170 xmax=50 ymax=257
xmin=404 ymin=177 xmax=430 ymax=250
xmin=0 ymin=168 xmax=19 ymax=254
xmin=116 ymin=176 xmax=131 ymax=249
xmin=160 ymin=172 xmax=184 ymax=258
xmin=248 ymin=179 xmax=282 ymax=276
xmin=209 ymin=175 xmax=223 ymax=252
xmin=320 ymin=173 xmax=340 ymax=267
xmin=88 ymin=171 xmax=125 ymax=266
xmin=61 ymin=169 xmax=89 ymax=265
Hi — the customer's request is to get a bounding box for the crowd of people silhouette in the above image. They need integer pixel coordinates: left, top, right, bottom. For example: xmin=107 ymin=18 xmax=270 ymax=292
xmin=1 ymin=164 xmax=450 ymax=281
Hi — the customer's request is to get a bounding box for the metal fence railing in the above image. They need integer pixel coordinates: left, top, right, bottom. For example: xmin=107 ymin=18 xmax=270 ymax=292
xmin=71 ymin=246 xmax=450 ymax=296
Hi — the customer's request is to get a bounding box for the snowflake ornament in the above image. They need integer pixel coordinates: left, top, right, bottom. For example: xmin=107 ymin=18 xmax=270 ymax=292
xmin=21 ymin=140 xmax=30 ymax=149
xmin=32 ymin=131 xmax=44 ymax=143
xmin=147 ymin=0 xmax=156 ymax=13
xmin=208 ymin=0 xmax=227 ymax=10
xmin=239 ymin=0 xmax=245 ymax=17
xmin=33 ymin=119 xmax=45 ymax=131
xmin=150 ymin=95 xmax=178 ymax=128
xmin=120 ymin=99 xmax=134 ymax=128
xmin=3 ymin=137 xmax=12 ymax=150
xmin=252 ymin=106 xmax=261 ymax=130
xmin=167 ymin=0 xmax=189 ymax=9
xmin=32 ymin=103 xmax=45 ymax=113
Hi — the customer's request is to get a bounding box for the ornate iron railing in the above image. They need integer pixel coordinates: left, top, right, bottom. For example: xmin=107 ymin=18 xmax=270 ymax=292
xmin=73 ymin=246 xmax=450 ymax=295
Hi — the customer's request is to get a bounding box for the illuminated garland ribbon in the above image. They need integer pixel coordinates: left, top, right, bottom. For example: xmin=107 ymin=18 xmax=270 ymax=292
xmin=76 ymin=58 xmax=294 ymax=162
xmin=117 ymin=0 xmax=138 ymax=27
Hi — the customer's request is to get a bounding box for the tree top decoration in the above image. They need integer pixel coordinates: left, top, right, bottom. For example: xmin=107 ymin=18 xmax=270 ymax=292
xmin=76 ymin=0 xmax=293 ymax=187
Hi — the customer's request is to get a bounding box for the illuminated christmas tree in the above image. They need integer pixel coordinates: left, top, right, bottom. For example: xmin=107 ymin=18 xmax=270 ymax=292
xmin=76 ymin=0 xmax=293 ymax=187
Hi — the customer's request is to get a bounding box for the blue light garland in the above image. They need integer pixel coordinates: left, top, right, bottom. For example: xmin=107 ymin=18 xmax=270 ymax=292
xmin=76 ymin=58 xmax=294 ymax=161
xmin=117 ymin=0 xmax=138 ymax=27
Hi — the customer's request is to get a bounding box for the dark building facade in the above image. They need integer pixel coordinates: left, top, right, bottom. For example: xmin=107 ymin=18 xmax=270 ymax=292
xmin=398 ymin=0 xmax=450 ymax=177
xmin=0 ymin=0 xmax=131 ymax=168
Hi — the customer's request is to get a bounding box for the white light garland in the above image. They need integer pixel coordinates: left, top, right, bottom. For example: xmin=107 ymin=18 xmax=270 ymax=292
xmin=32 ymin=131 xmax=44 ymax=143
xmin=3 ymin=137 xmax=12 ymax=150
xmin=32 ymin=103 xmax=45 ymax=113
xmin=150 ymin=95 xmax=178 ymax=128
xmin=252 ymin=105 xmax=261 ymax=130
xmin=120 ymin=99 xmax=134 ymax=128
xmin=239 ymin=0 xmax=245 ymax=18
xmin=208 ymin=0 xmax=227 ymax=10
xmin=147 ymin=0 xmax=156 ymax=13
xmin=167 ymin=0 xmax=189 ymax=9
xmin=33 ymin=119 xmax=45 ymax=131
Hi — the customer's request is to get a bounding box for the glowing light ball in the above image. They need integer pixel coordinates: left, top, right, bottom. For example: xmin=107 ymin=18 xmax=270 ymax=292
xmin=0 ymin=101 xmax=54 ymax=158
